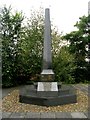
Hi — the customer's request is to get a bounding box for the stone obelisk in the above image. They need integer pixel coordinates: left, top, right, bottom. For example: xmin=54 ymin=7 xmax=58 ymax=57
xmin=19 ymin=8 xmax=77 ymax=106
xmin=37 ymin=8 xmax=56 ymax=92
xmin=41 ymin=8 xmax=54 ymax=82
xmin=43 ymin=8 xmax=52 ymax=69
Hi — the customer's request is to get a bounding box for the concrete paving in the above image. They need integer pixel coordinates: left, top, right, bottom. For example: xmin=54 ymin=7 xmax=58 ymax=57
xmin=84 ymin=111 xmax=89 ymax=118
xmin=73 ymin=84 xmax=89 ymax=96
xmin=2 ymin=85 xmax=24 ymax=98
xmin=2 ymin=112 xmax=12 ymax=118
xmin=2 ymin=88 xmax=16 ymax=98
xmin=24 ymin=112 xmax=41 ymax=118
xmin=55 ymin=112 xmax=72 ymax=118
xmin=40 ymin=112 xmax=55 ymax=118
xmin=71 ymin=112 xmax=87 ymax=118
xmin=10 ymin=112 xmax=26 ymax=118
xmin=2 ymin=112 xmax=88 ymax=119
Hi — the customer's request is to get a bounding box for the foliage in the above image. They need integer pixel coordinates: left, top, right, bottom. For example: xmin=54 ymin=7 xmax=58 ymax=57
xmin=18 ymin=8 xmax=44 ymax=83
xmin=53 ymin=46 xmax=76 ymax=84
xmin=0 ymin=6 xmax=24 ymax=87
xmin=1 ymin=6 xmax=81 ymax=87
xmin=62 ymin=15 xmax=90 ymax=83
xmin=1 ymin=6 xmax=44 ymax=87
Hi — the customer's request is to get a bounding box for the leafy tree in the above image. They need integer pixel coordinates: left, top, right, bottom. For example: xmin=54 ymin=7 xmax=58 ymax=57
xmin=18 ymin=8 xmax=44 ymax=82
xmin=62 ymin=15 xmax=90 ymax=83
xmin=21 ymin=11 xmax=76 ymax=84
xmin=53 ymin=46 xmax=76 ymax=84
xmin=1 ymin=6 xmax=77 ymax=87
xmin=0 ymin=6 xmax=24 ymax=87
xmin=52 ymin=29 xmax=63 ymax=56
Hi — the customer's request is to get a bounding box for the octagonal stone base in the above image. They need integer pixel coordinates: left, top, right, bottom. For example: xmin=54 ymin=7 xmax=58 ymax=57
xmin=19 ymin=82 xmax=77 ymax=106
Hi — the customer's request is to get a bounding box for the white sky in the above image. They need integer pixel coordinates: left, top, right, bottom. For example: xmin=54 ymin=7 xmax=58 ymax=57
xmin=0 ymin=0 xmax=89 ymax=34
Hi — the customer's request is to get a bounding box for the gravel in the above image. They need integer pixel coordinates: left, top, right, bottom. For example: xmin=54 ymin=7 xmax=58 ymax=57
xmin=2 ymin=89 xmax=88 ymax=113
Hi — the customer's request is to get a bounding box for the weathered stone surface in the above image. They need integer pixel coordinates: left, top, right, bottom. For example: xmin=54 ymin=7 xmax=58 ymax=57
xmin=37 ymin=82 xmax=58 ymax=91
xmin=71 ymin=112 xmax=87 ymax=118
xmin=40 ymin=112 xmax=55 ymax=118
xmin=55 ymin=112 xmax=72 ymax=118
xmin=2 ymin=112 xmax=12 ymax=118
xmin=19 ymin=84 xmax=77 ymax=106
xmin=10 ymin=113 xmax=26 ymax=118
xmin=41 ymin=8 xmax=54 ymax=82
xmin=41 ymin=69 xmax=54 ymax=81
xmin=43 ymin=9 xmax=52 ymax=69
xmin=84 ymin=111 xmax=88 ymax=118
xmin=25 ymin=112 xmax=40 ymax=118
xmin=37 ymin=82 xmax=58 ymax=97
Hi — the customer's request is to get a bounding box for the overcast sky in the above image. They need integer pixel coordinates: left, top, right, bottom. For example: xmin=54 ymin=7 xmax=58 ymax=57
xmin=0 ymin=0 xmax=89 ymax=34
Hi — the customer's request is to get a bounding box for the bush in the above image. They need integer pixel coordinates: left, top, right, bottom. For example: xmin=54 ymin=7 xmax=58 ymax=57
xmin=53 ymin=47 xmax=76 ymax=84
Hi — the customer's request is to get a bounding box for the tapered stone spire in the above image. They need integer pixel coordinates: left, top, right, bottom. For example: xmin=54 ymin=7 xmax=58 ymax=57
xmin=41 ymin=8 xmax=54 ymax=81
xmin=43 ymin=8 xmax=52 ymax=69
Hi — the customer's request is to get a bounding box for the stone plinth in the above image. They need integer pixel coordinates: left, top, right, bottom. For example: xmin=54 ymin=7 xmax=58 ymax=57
xmin=19 ymin=84 xmax=77 ymax=106
xmin=41 ymin=69 xmax=54 ymax=81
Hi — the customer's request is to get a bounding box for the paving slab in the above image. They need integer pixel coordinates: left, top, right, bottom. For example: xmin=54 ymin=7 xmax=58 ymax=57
xmin=0 ymin=88 xmax=2 ymax=99
xmin=2 ymin=88 xmax=17 ymax=98
xmin=0 ymin=111 xmax=2 ymax=120
xmin=74 ymin=84 xmax=88 ymax=91
xmin=2 ymin=86 xmax=24 ymax=98
xmin=84 ymin=111 xmax=89 ymax=118
xmin=2 ymin=112 xmax=12 ymax=118
xmin=55 ymin=112 xmax=72 ymax=118
xmin=25 ymin=112 xmax=40 ymax=118
xmin=10 ymin=112 xmax=26 ymax=118
xmin=1 ymin=112 xmax=89 ymax=119
xmin=71 ymin=112 xmax=87 ymax=118
xmin=87 ymin=111 xmax=90 ymax=118
xmin=73 ymin=84 xmax=89 ymax=96
xmin=40 ymin=112 xmax=55 ymax=118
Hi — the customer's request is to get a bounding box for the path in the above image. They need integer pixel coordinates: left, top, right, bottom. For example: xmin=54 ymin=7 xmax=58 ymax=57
xmin=2 ymin=111 xmax=88 ymax=119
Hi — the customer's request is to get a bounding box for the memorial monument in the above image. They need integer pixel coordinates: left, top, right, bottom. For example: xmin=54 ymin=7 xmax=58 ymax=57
xmin=19 ymin=8 xmax=77 ymax=106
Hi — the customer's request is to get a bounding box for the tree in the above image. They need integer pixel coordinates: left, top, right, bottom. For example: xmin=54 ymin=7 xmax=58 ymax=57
xmin=62 ymin=15 xmax=90 ymax=83
xmin=18 ymin=8 xmax=44 ymax=82
xmin=0 ymin=6 xmax=24 ymax=87
xmin=53 ymin=46 xmax=76 ymax=84
xmin=21 ymin=10 xmax=76 ymax=84
xmin=1 ymin=6 xmax=77 ymax=87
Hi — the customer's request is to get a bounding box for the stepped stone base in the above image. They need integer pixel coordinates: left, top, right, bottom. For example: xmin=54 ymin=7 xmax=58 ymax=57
xmin=41 ymin=69 xmax=54 ymax=81
xmin=19 ymin=82 xmax=77 ymax=106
